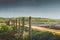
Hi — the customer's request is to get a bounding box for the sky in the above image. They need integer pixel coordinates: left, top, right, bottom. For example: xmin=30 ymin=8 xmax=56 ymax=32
xmin=0 ymin=0 xmax=60 ymax=19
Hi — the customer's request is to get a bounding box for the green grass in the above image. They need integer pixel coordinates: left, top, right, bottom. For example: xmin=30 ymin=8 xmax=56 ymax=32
xmin=16 ymin=27 xmax=60 ymax=40
xmin=0 ymin=24 xmax=60 ymax=40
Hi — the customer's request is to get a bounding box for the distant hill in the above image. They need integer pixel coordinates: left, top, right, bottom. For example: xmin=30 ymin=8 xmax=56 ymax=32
xmin=0 ymin=17 xmax=60 ymax=23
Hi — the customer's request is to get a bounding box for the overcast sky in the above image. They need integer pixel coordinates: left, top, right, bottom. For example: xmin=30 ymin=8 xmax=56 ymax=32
xmin=0 ymin=0 xmax=60 ymax=19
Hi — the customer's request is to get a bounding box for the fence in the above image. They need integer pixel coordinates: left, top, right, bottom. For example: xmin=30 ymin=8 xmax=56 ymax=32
xmin=6 ymin=16 xmax=32 ymax=40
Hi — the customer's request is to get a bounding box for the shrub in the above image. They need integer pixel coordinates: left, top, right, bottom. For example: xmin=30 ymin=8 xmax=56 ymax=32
xmin=0 ymin=24 xmax=13 ymax=33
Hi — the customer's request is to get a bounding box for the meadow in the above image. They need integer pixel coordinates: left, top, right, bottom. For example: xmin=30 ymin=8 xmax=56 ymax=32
xmin=0 ymin=24 xmax=60 ymax=40
xmin=0 ymin=17 xmax=60 ymax=40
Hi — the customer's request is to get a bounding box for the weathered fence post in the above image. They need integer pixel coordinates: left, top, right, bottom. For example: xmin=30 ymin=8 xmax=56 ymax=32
xmin=29 ymin=16 xmax=32 ymax=40
xmin=22 ymin=17 xmax=25 ymax=40
xmin=13 ymin=20 xmax=16 ymax=30
xmin=9 ymin=19 xmax=11 ymax=26
xmin=16 ymin=18 xmax=19 ymax=40
xmin=6 ymin=19 xmax=11 ymax=26
xmin=19 ymin=18 xmax=21 ymax=33
xmin=16 ymin=19 xmax=17 ymax=30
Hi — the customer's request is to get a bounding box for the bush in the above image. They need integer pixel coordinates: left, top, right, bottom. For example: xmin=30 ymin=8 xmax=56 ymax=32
xmin=0 ymin=24 xmax=13 ymax=33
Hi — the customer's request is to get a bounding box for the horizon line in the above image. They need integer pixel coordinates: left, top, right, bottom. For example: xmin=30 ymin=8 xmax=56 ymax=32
xmin=0 ymin=16 xmax=60 ymax=19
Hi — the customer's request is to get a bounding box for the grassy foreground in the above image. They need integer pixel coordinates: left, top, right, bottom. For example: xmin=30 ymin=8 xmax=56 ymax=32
xmin=19 ymin=26 xmax=60 ymax=40
xmin=27 ymin=26 xmax=60 ymax=35
xmin=0 ymin=24 xmax=60 ymax=40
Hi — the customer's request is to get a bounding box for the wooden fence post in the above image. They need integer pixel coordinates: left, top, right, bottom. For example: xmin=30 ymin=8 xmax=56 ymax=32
xmin=19 ymin=18 xmax=21 ymax=33
xmin=6 ymin=19 xmax=11 ymax=26
xmin=29 ymin=16 xmax=32 ymax=40
xmin=9 ymin=19 xmax=11 ymax=26
xmin=16 ymin=19 xmax=17 ymax=30
xmin=13 ymin=20 xmax=16 ymax=30
xmin=22 ymin=17 xmax=25 ymax=40
xmin=16 ymin=19 xmax=19 ymax=40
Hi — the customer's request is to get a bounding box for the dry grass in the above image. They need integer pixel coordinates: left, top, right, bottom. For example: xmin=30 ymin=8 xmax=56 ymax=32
xmin=26 ymin=25 xmax=60 ymax=35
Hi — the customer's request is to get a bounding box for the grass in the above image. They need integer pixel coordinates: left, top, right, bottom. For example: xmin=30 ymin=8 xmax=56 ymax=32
xmin=25 ymin=25 xmax=60 ymax=35
xmin=0 ymin=24 xmax=60 ymax=40
xmin=18 ymin=26 xmax=60 ymax=40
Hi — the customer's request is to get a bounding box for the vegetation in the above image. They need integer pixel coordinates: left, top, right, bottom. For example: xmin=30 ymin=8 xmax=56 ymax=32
xmin=0 ymin=24 xmax=13 ymax=33
xmin=0 ymin=17 xmax=60 ymax=40
xmin=0 ymin=24 xmax=60 ymax=40
xmin=0 ymin=17 xmax=60 ymax=23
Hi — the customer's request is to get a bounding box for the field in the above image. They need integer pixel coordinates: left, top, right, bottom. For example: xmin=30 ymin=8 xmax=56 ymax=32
xmin=0 ymin=24 xmax=60 ymax=40
xmin=26 ymin=26 xmax=60 ymax=35
xmin=0 ymin=17 xmax=60 ymax=40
